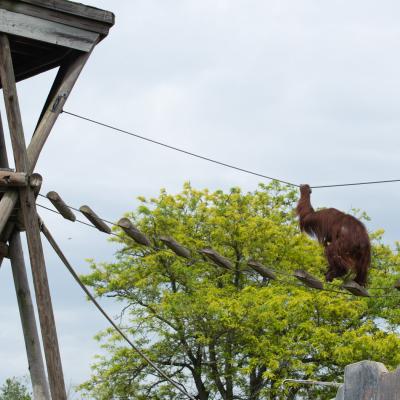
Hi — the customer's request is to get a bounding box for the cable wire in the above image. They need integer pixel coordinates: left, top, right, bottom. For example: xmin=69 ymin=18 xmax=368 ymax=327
xmin=40 ymin=221 xmax=196 ymax=400
xmin=62 ymin=110 xmax=298 ymax=187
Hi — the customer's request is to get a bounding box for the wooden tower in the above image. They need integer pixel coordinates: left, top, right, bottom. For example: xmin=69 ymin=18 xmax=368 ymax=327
xmin=0 ymin=1 xmax=114 ymax=399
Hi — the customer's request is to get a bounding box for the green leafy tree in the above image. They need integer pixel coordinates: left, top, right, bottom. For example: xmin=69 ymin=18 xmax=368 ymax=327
xmin=79 ymin=182 xmax=400 ymax=399
xmin=0 ymin=377 xmax=31 ymax=400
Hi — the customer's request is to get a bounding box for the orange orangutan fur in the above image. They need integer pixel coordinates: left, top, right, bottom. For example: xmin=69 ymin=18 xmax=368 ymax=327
xmin=296 ymin=184 xmax=370 ymax=286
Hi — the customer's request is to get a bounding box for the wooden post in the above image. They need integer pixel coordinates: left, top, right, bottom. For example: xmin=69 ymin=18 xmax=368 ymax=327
xmin=0 ymin=111 xmax=50 ymax=400
xmin=341 ymin=281 xmax=370 ymax=297
xmin=0 ymin=33 xmax=67 ymax=400
xmin=0 ymin=49 xmax=92 ymax=236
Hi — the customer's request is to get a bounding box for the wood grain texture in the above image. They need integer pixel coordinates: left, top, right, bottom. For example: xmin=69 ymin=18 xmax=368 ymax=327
xmin=0 ymin=33 xmax=67 ymax=400
xmin=47 ymin=191 xmax=76 ymax=221
xmin=20 ymin=0 xmax=115 ymax=24
xmin=0 ymin=170 xmax=27 ymax=186
xmin=118 ymin=217 xmax=151 ymax=246
xmin=0 ymin=9 xmax=99 ymax=52
xmin=80 ymin=205 xmax=111 ymax=233
xmin=0 ymin=108 xmax=50 ymax=400
xmin=0 ymin=0 xmax=111 ymax=36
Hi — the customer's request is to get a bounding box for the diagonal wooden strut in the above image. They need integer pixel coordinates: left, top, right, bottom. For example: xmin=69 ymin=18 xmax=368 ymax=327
xmin=0 ymin=33 xmax=67 ymax=400
xmin=0 ymin=46 xmax=93 ymax=236
xmin=0 ymin=111 xmax=50 ymax=400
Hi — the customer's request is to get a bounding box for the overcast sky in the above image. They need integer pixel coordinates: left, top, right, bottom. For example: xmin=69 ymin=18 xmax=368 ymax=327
xmin=1 ymin=0 xmax=400 ymax=394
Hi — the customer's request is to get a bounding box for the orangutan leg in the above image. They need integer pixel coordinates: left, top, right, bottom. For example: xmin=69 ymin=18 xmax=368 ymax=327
xmin=324 ymin=243 xmax=348 ymax=282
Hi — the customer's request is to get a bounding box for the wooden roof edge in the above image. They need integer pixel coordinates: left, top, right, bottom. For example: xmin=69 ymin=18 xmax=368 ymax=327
xmin=20 ymin=0 xmax=115 ymax=26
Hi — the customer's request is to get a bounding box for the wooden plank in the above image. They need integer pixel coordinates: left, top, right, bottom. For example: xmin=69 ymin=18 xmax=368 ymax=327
xmin=47 ymin=191 xmax=76 ymax=221
xmin=0 ymin=0 xmax=111 ymax=36
xmin=20 ymin=0 xmax=115 ymax=25
xmin=0 ymin=33 xmax=67 ymax=400
xmin=0 ymin=9 xmax=99 ymax=52
xmin=118 ymin=218 xmax=151 ymax=246
xmin=159 ymin=236 xmax=191 ymax=258
xmin=80 ymin=205 xmax=111 ymax=233
xmin=294 ymin=269 xmax=324 ymax=290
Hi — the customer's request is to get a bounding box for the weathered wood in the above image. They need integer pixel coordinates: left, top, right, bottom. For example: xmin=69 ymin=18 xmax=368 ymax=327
xmin=0 ymin=33 xmax=67 ymax=400
xmin=80 ymin=205 xmax=111 ymax=234
xmin=159 ymin=236 xmax=191 ymax=258
xmin=0 ymin=169 xmax=27 ymax=186
xmin=9 ymin=232 xmax=51 ymax=400
xmin=0 ymin=9 xmax=99 ymax=52
xmin=0 ymin=110 xmax=50 ymax=399
xmin=334 ymin=361 xmax=389 ymax=400
xmin=117 ymin=217 xmax=151 ymax=246
xmin=294 ymin=269 xmax=324 ymax=290
xmin=46 ymin=191 xmax=76 ymax=222
xmin=30 ymin=173 xmax=43 ymax=196
xmin=0 ymin=241 xmax=9 ymax=258
xmin=341 ymin=280 xmax=370 ymax=297
xmin=21 ymin=0 xmax=115 ymax=25
xmin=199 ymin=248 xmax=233 ymax=270
xmin=247 ymin=260 xmax=277 ymax=280
xmin=0 ymin=48 xmax=92 ymax=237
xmin=28 ymin=49 xmax=93 ymax=173
xmin=0 ymin=0 xmax=112 ymax=36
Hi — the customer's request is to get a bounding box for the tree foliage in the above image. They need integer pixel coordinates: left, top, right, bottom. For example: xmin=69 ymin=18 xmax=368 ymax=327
xmin=0 ymin=377 xmax=31 ymax=400
xmin=79 ymin=182 xmax=400 ymax=399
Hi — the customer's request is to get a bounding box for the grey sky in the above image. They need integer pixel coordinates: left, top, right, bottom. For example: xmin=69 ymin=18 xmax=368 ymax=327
xmin=1 ymin=0 xmax=400 ymax=392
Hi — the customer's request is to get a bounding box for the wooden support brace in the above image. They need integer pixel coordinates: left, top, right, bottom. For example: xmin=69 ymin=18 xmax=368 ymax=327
xmin=0 ymin=241 xmax=9 ymax=258
xmin=80 ymin=205 xmax=111 ymax=234
xmin=199 ymin=248 xmax=233 ymax=270
xmin=247 ymin=260 xmax=277 ymax=280
xmin=0 ymin=169 xmax=27 ymax=187
xmin=46 ymin=191 xmax=76 ymax=222
xmin=0 ymin=33 xmax=67 ymax=400
xmin=294 ymin=269 xmax=324 ymax=290
xmin=342 ymin=281 xmax=370 ymax=297
xmin=0 ymin=48 xmax=92 ymax=237
xmin=159 ymin=236 xmax=191 ymax=258
xmin=117 ymin=218 xmax=151 ymax=246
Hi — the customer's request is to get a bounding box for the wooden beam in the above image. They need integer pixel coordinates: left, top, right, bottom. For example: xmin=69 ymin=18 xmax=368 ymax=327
xmin=0 ymin=9 xmax=99 ymax=52
xmin=46 ymin=191 xmax=76 ymax=222
xmin=247 ymin=260 xmax=277 ymax=280
xmin=0 ymin=33 xmax=67 ymax=400
xmin=0 ymin=0 xmax=112 ymax=36
xmin=0 ymin=47 xmax=92 ymax=236
xmin=342 ymin=281 xmax=370 ymax=297
xmin=117 ymin=218 xmax=151 ymax=246
xmin=0 ymin=110 xmax=50 ymax=399
xmin=9 ymin=232 xmax=51 ymax=400
xmin=199 ymin=248 xmax=233 ymax=270
xmin=0 ymin=169 xmax=27 ymax=186
xmin=159 ymin=236 xmax=191 ymax=258
xmin=80 ymin=205 xmax=111 ymax=234
xmin=20 ymin=0 xmax=115 ymax=25
xmin=294 ymin=269 xmax=324 ymax=290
